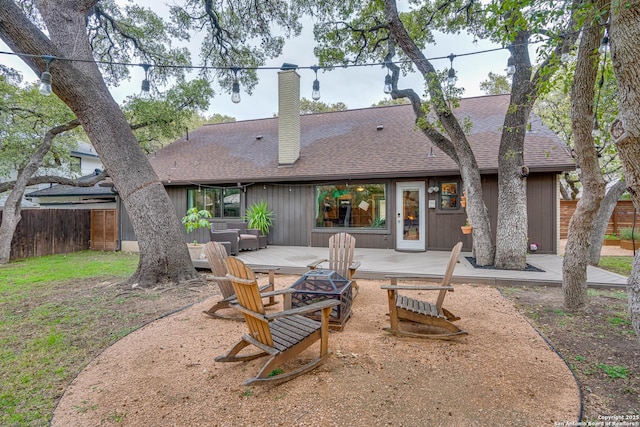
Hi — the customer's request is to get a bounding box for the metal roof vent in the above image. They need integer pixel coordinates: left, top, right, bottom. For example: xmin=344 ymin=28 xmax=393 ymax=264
xmin=256 ymin=135 xmax=263 ymax=140
xmin=376 ymin=125 xmax=384 ymax=131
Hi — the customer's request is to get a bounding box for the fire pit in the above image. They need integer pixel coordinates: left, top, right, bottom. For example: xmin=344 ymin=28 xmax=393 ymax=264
xmin=288 ymin=269 xmax=353 ymax=330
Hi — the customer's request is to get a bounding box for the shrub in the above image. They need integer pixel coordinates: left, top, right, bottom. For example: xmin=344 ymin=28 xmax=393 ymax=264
xmin=619 ymin=227 xmax=640 ymax=240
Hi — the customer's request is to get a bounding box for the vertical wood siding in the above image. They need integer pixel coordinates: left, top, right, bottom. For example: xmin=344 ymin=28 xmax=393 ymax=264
xmin=118 ymin=173 xmax=560 ymax=254
xmin=247 ymin=184 xmax=310 ymax=246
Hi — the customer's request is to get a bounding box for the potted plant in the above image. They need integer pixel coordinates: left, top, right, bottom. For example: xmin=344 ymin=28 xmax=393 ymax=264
xmin=181 ymin=207 xmax=212 ymax=258
xmin=461 ymin=218 xmax=472 ymax=235
xmin=244 ymin=201 xmax=274 ymax=241
xmin=460 ymin=191 xmax=467 ymax=208
xmin=619 ymin=227 xmax=640 ymax=250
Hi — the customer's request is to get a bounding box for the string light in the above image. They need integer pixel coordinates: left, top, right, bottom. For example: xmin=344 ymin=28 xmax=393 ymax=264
xmin=506 ymin=55 xmax=516 ymax=77
xmin=598 ymin=34 xmax=609 ymax=54
xmin=38 ymin=55 xmax=55 ymax=96
xmin=140 ymin=63 xmax=151 ymax=95
xmin=310 ymin=65 xmax=321 ymax=100
xmin=383 ymin=64 xmax=392 ymax=94
xmin=230 ymin=66 xmax=241 ymax=103
xmin=447 ymin=53 xmax=456 ymax=87
xmin=560 ymin=44 xmax=571 ymax=63
xmin=1 ymin=27 xmax=601 ymax=101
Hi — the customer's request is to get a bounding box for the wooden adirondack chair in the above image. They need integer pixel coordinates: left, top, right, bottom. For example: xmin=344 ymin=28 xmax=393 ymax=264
xmin=381 ymin=242 xmax=468 ymax=340
xmin=201 ymin=241 xmax=276 ymax=321
xmin=216 ymin=257 xmax=339 ymax=385
xmin=307 ymin=232 xmax=361 ymax=296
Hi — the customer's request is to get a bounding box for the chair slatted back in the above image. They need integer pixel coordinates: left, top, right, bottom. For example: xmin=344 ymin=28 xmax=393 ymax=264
xmin=328 ymin=232 xmax=356 ymax=278
xmin=203 ymin=242 xmax=235 ymax=299
xmin=435 ymin=242 xmax=463 ymax=310
xmin=225 ymin=257 xmax=274 ymax=347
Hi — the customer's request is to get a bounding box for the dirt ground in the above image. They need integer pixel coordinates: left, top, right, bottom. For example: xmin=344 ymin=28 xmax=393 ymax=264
xmin=51 ymin=274 xmax=581 ymax=427
xmin=501 ymin=285 xmax=639 ymax=422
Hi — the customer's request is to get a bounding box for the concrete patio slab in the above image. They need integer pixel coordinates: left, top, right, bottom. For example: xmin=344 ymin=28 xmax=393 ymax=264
xmin=193 ymin=246 xmax=628 ymax=288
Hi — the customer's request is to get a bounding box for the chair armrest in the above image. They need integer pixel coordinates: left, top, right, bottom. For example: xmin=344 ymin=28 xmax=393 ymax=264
xmin=246 ymin=228 xmax=260 ymax=237
xmin=381 ymin=285 xmax=454 ymax=291
xmin=256 ymin=288 xmax=295 ymax=299
xmin=223 ymin=285 xmax=286 ymax=303
xmin=252 ymin=267 xmax=280 ymax=274
xmin=265 ymin=299 xmax=339 ymax=320
xmin=349 ymin=260 xmax=361 ymax=270
xmin=307 ymin=259 xmax=327 ymax=269
xmin=385 ymin=273 xmax=437 ymax=280
xmin=210 ymin=230 xmax=239 ymax=240
xmin=230 ymin=298 xmax=338 ymax=320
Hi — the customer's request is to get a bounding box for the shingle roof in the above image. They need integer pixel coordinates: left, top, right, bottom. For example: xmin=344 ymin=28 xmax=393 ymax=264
xmin=151 ymin=94 xmax=574 ymax=185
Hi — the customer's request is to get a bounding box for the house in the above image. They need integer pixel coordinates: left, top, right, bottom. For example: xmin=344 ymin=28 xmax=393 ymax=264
xmin=120 ymin=70 xmax=574 ymax=254
xmin=1 ymin=141 xmax=104 ymax=209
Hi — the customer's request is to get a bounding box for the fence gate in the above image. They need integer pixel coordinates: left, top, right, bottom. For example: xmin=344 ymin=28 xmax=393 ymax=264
xmin=91 ymin=209 xmax=117 ymax=251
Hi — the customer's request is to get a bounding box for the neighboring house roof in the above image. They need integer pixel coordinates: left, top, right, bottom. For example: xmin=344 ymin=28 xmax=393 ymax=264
xmin=151 ymin=94 xmax=574 ymax=185
xmin=25 ymin=171 xmax=115 ymax=198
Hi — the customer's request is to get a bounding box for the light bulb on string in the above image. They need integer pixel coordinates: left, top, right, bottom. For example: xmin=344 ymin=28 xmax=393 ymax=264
xmin=38 ymin=55 xmax=55 ymax=96
xmin=599 ymin=35 xmax=610 ymax=54
xmin=140 ymin=64 xmax=151 ymax=98
xmin=560 ymin=44 xmax=571 ymax=63
xmin=383 ymin=63 xmax=392 ymax=94
xmin=447 ymin=53 xmax=456 ymax=87
xmin=591 ymin=117 xmax=602 ymax=138
xmin=506 ymin=55 xmax=516 ymax=77
xmin=311 ymin=65 xmax=321 ymax=100
xmin=231 ymin=66 xmax=241 ymax=104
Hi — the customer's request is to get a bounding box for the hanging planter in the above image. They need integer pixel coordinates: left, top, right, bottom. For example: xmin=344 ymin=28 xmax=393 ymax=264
xmin=460 ymin=191 xmax=467 ymax=208
xmin=461 ymin=218 xmax=472 ymax=234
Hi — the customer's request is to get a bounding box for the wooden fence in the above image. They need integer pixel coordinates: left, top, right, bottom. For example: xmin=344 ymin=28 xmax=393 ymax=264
xmin=560 ymin=200 xmax=638 ymax=239
xmin=0 ymin=209 xmax=91 ymax=261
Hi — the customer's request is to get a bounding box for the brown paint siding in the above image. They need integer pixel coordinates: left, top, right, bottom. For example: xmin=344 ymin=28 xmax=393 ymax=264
xmin=247 ymin=184 xmax=310 ymax=246
xmin=426 ymin=176 xmax=469 ymax=251
xmin=119 ymin=173 xmax=560 ymax=254
xmin=527 ymin=174 xmax=557 ymax=254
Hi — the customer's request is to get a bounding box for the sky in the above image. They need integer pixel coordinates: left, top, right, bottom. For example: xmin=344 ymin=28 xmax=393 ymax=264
xmin=0 ymin=7 xmax=512 ymax=122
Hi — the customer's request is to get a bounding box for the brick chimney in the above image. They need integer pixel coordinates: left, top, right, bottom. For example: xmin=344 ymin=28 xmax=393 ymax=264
xmin=278 ymin=66 xmax=300 ymax=165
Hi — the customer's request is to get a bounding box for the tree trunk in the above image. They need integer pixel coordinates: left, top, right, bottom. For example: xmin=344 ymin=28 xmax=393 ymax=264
xmin=383 ymin=0 xmax=495 ymax=264
xmin=0 ymin=120 xmax=79 ymax=264
xmin=562 ymin=14 xmax=606 ymax=310
xmin=495 ymin=33 xmax=533 ymax=270
xmin=609 ymin=0 xmax=640 ymax=344
xmin=0 ymin=0 xmax=197 ymax=286
xmin=589 ymin=179 xmax=626 ymax=265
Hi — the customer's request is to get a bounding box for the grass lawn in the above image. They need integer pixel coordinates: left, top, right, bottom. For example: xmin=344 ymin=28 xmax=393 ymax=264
xmin=598 ymin=256 xmax=633 ymax=276
xmin=0 ymin=251 xmax=139 ymax=426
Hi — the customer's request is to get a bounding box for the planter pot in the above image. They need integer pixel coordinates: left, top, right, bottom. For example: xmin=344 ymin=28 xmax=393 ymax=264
xmin=461 ymin=225 xmax=473 ymax=235
xmin=602 ymin=239 xmax=621 ymax=246
xmin=460 ymin=195 xmax=467 ymax=208
xmin=619 ymin=240 xmax=640 ymax=251
xmin=188 ymin=244 xmax=205 ymax=260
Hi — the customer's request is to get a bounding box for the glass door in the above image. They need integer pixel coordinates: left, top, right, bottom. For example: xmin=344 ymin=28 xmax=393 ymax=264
xmin=395 ymin=181 xmax=425 ymax=251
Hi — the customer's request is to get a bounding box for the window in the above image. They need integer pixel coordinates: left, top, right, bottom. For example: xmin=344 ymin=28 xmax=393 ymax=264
xmin=439 ymin=182 xmax=459 ymax=210
xmin=315 ymin=183 xmax=386 ymax=229
xmin=187 ymin=187 xmax=240 ymax=218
